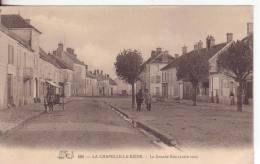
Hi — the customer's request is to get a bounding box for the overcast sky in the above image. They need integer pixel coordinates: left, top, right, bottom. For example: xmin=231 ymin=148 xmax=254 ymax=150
xmin=1 ymin=6 xmax=253 ymax=78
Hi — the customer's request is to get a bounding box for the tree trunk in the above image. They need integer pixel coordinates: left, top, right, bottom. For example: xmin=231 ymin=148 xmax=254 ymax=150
xmin=237 ymin=81 xmax=243 ymax=112
xmin=131 ymin=83 xmax=135 ymax=109
xmin=243 ymin=82 xmax=249 ymax=105
xmin=192 ymin=85 xmax=197 ymax=106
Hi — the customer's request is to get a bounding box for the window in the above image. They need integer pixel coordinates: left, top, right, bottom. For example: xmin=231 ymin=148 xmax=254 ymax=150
xmin=223 ymin=79 xmax=229 ymax=88
xmin=24 ymin=52 xmax=27 ymax=68
xmin=34 ymin=56 xmax=36 ymax=67
xmin=162 ymin=72 xmax=165 ymax=82
xmin=212 ymin=77 xmax=219 ymax=90
xmin=156 ymin=75 xmax=161 ymax=83
xmin=155 ymin=87 xmax=160 ymax=95
xmin=8 ymin=45 xmax=14 ymax=65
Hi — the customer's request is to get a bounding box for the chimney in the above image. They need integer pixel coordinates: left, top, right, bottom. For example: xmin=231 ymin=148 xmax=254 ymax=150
xmin=97 ymin=70 xmax=99 ymax=74
xmin=206 ymin=35 xmax=215 ymax=49
xmin=101 ymin=70 xmax=103 ymax=75
xmin=194 ymin=43 xmax=198 ymax=50
xmin=247 ymin=22 xmax=253 ymax=36
xmin=226 ymin=33 xmax=233 ymax=43
xmin=85 ymin=65 xmax=88 ymax=71
xmin=107 ymin=74 xmax=109 ymax=78
xmin=182 ymin=45 xmax=187 ymax=55
xmin=25 ymin=19 xmax=31 ymax=24
xmin=198 ymin=40 xmax=203 ymax=49
xmin=174 ymin=54 xmax=179 ymax=58
xmin=162 ymin=51 xmax=169 ymax=62
xmin=156 ymin=47 xmax=162 ymax=54
xmin=66 ymin=48 xmax=74 ymax=54
xmin=151 ymin=50 xmax=156 ymax=57
xmin=57 ymin=43 xmax=63 ymax=57
xmin=58 ymin=43 xmax=63 ymax=51
xmin=94 ymin=70 xmax=97 ymax=75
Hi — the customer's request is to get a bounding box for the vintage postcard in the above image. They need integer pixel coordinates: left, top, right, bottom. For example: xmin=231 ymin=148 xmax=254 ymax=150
xmin=0 ymin=6 xmax=253 ymax=164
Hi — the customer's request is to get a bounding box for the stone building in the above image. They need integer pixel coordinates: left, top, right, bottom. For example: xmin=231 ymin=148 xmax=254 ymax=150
xmin=208 ymin=23 xmax=253 ymax=104
xmin=137 ymin=48 xmax=174 ymax=97
xmin=85 ymin=71 xmax=98 ymax=96
xmin=0 ymin=13 xmax=41 ymax=109
xmin=161 ymin=36 xmax=229 ymax=101
xmin=53 ymin=44 xmax=86 ymax=96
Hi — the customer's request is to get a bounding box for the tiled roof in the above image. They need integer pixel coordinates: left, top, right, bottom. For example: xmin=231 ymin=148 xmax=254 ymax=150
xmin=0 ymin=24 xmax=34 ymax=52
xmin=66 ymin=52 xmax=85 ymax=66
xmin=151 ymin=54 xmax=174 ymax=63
xmin=1 ymin=15 xmax=41 ymax=33
xmin=140 ymin=53 xmax=174 ymax=72
xmin=40 ymin=50 xmax=74 ymax=71
xmin=39 ymin=48 xmax=62 ymax=69
xmin=54 ymin=56 xmax=74 ymax=71
xmin=161 ymin=43 xmax=227 ymax=71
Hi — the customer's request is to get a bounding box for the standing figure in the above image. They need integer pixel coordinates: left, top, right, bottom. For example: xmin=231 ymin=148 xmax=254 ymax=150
xmin=43 ymin=96 xmax=48 ymax=112
xmin=144 ymin=89 xmax=152 ymax=111
xmin=136 ymin=89 xmax=144 ymax=112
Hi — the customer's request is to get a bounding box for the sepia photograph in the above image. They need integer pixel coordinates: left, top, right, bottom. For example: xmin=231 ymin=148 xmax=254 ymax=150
xmin=0 ymin=5 xmax=253 ymax=164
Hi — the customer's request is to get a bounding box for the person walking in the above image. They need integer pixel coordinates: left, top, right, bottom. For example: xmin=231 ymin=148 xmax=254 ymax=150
xmin=136 ymin=89 xmax=144 ymax=112
xmin=144 ymin=89 xmax=152 ymax=111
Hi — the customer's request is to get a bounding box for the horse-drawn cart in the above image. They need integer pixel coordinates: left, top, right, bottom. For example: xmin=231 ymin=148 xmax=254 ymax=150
xmin=44 ymin=80 xmax=64 ymax=113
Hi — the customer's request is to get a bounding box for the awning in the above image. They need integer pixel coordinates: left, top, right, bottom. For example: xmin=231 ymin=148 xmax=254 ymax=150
xmin=46 ymin=80 xmax=61 ymax=88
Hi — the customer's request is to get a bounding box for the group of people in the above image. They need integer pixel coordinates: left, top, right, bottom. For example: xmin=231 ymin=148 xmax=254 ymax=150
xmin=136 ymin=89 xmax=152 ymax=112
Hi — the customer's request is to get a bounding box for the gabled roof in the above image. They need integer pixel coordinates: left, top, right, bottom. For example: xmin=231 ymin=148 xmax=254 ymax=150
xmin=1 ymin=15 xmax=41 ymax=33
xmin=0 ymin=24 xmax=34 ymax=52
xmin=140 ymin=53 xmax=174 ymax=72
xmin=54 ymin=56 xmax=74 ymax=71
xmin=39 ymin=48 xmax=63 ymax=69
xmin=161 ymin=42 xmax=227 ymax=71
xmin=41 ymin=50 xmax=74 ymax=71
xmin=160 ymin=58 xmax=180 ymax=71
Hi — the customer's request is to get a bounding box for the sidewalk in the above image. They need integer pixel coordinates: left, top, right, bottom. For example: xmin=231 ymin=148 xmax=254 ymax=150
xmin=0 ymin=97 xmax=78 ymax=135
xmin=105 ymin=97 xmax=253 ymax=149
xmin=0 ymin=103 xmax=44 ymax=135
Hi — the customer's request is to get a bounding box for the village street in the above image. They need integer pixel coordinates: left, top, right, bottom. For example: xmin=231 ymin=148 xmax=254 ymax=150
xmin=0 ymin=97 xmax=253 ymax=150
xmin=0 ymin=98 xmax=157 ymax=150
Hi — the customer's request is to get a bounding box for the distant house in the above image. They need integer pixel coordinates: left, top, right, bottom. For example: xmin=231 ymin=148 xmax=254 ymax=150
xmin=38 ymin=48 xmax=63 ymax=100
xmin=208 ymin=23 xmax=253 ymax=104
xmin=66 ymin=48 xmax=87 ymax=96
xmin=53 ymin=43 xmax=87 ymax=97
xmin=51 ymin=50 xmax=74 ymax=97
xmin=93 ymin=70 xmax=111 ymax=96
xmin=137 ymin=48 xmax=174 ymax=97
xmin=85 ymin=71 xmax=98 ymax=96
xmin=108 ymin=78 xmax=117 ymax=96
xmin=114 ymin=78 xmax=131 ymax=96
xmin=161 ymin=35 xmax=230 ymax=101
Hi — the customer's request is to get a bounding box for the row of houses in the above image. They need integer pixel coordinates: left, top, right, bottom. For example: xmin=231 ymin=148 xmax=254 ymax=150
xmin=137 ymin=23 xmax=253 ymax=104
xmin=0 ymin=11 xmax=126 ymax=110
